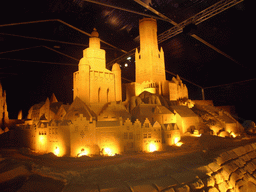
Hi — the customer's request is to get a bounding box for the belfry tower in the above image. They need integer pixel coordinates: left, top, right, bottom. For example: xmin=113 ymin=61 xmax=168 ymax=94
xmin=125 ymin=18 xmax=188 ymax=101
xmin=135 ymin=18 xmax=166 ymax=84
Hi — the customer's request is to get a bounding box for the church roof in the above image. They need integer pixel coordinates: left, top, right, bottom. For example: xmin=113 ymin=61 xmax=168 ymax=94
xmin=64 ymin=97 xmax=96 ymax=121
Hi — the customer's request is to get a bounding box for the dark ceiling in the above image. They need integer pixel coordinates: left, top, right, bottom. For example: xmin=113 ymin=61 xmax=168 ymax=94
xmin=0 ymin=0 xmax=252 ymax=120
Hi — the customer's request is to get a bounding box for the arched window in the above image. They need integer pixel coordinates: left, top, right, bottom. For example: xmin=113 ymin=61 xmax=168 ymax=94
xmin=98 ymin=87 xmax=101 ymax=102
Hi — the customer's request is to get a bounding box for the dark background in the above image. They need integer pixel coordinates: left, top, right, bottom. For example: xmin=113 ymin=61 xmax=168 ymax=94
xmin=0 ymin=0 xmax=253 ymax=122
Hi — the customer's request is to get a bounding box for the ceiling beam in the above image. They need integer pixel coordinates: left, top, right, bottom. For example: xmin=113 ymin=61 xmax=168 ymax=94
xmin=134 ymin=0 xmax=242 ymax=65
xmin=190 ymin=34 xmax=241 ymax=66
xmin=0 ymin=46 xmax=42 ymax=55
xmin=0 ymin=33 xmax=88 ymax=47
xmin=108 ymin=0 xmax=243 ymax=67
xmin=133 ymin=0 xmax=177 ymax=26
xmin=158 ymin=0 xmax=244 ymax=43
xmin=42 ymin=46 xmax=79 ymax=61
xmin=83 ymin=0 xmax=170 ymax=23
xmin=0 ymin=19 xmax=127 ymax=54
xmin=0 ymin=58 xmax=77 ymax=66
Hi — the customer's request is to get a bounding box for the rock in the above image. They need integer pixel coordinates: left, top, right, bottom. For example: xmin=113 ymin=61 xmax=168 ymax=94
xmin=207 ymin=187 xmax=219 ymax=192
xmin=189 ymin=178 xmax=204 ymax=190
xmin=175 ymin=185 xmax=190 ymax=192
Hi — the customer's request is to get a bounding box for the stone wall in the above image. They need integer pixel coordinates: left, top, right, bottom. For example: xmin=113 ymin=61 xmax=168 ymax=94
xmin=200 ymin=143 xmax=256 ymax=192
xmin=158 ymin=143 xmax=256 ymax=192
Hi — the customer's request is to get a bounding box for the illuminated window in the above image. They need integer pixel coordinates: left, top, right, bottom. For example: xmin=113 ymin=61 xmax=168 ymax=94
xmin=129 ymin=132 xmax=133 ymax=140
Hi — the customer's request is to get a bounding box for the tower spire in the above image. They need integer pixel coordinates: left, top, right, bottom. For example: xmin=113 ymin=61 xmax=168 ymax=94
xmin=135 ymin=18 xmax=166 ymax=84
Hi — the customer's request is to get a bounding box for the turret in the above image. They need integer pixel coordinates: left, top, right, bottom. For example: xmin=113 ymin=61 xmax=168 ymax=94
xmin=112 ymin=63 xmax=122 ymax=101
xmin=80 ymin=28 xmax=106 ymax=71
xmin=89 ymin=28 xmax=100 ymax=49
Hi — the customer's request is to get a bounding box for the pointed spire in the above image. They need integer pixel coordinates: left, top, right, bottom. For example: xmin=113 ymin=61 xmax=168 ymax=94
xmin=17 ymin=110 xmax=22 ymax=120
xmin=135 ymin=48 xmax=138 ymax=54
xmin=50 ymin=93 xmax=58 ymax=103
xmin=3 ymin=102 xmax=9 ymax=125
xmin=45 ymin=97 xmax=50 ymax=107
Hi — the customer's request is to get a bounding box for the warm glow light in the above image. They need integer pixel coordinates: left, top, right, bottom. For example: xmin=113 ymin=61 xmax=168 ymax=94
xmin=175 ymin=142 xmax=183 ymax=147
xmin=103 ymin=148 xmax=114 ymax=156
xmin=230 ymin=132 xmax=237 ymax=138
xmin=39 ymin=135 xmax=45 ymax=144
xmin=124 ymin=63 xmax=128 ymax=67
xmin=149 ymin=143 xmax=157 ymax=152
xmin=54 ymin=147 xmax=60 ymax=156
xmin=77 ymin=148 xmax=89 ymax=157
xmin=174 ymin=137 xmax=183 ymax=147
xmin=174 ymin=137 xmax=180 ymax=144
xmin=127 ymin=56 xmax=131 ymax=60
xmin=192 ymin=134 xmax=202 ymax=137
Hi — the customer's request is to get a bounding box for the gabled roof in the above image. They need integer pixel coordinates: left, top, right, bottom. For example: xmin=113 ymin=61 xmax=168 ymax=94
xmin=64 ymin=97 xmax=96 ymax=121
xmin=98 ymin=101 xmax=131 ymax=120
xmin=153 ymin=105 xmax=174 ymax=114
xmin=50 ymin=102 xmax=63 ymax=114
xmin=32 ymin=102 xmax=45 ymax=110
xmin=133 ymin=104 xmax=173 ymax=116
xmin=171 ymin=105 xmax=198 ymax=117
xmin=50 ymin=93 xmax=58 ymax=103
